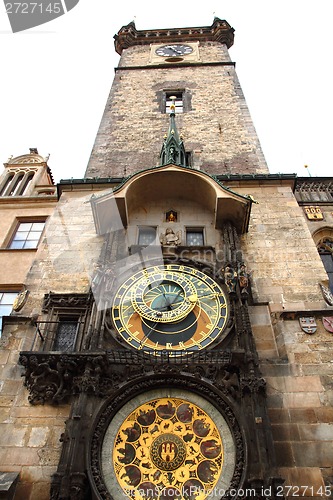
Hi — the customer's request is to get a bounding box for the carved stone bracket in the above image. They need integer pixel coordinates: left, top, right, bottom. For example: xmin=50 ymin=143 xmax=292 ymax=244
xmin=240 ymin=374 xmax=267 ymax=395
xmin=42 ymin=292 xmax=93 ymax=313
xmin=19 ymin=350 xmax=246 ymax=405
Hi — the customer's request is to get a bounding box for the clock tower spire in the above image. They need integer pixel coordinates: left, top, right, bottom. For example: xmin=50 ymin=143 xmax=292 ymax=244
xmin=160 ymin=96 xmax=187 ymax=167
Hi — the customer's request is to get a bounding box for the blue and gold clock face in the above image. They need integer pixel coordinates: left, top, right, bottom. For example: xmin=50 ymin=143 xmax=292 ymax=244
xmin=112 ymin=264 xmax=228 ymax=352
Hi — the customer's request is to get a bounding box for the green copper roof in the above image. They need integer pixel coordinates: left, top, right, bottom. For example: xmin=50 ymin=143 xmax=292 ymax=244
xmin=160 ymin=98 xmax=187 ymax=167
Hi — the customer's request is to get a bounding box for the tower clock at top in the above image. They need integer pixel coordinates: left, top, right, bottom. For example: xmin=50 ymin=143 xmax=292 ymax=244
xmin=85 ymin=18 xmax=268 ymax=179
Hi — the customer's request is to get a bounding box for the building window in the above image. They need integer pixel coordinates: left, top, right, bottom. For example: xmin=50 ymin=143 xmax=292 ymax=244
xmin=0 ymin=174 xmax=14 ymax=196
xmin=166 ymin=91 xmax=184 ymax=114
xmin=318 ymin=238 xmax=333 ymax=292
xmin=138 ymin=226 xmax=157 ymax=246
xmin=186 ymin=228 xmax=204 ymax=246
xmin=53 ymin=318 xmax=79 ymax=351
xmin=8 ymin=173 xmax=24 ymax=196
xmin=0 ymin=171 xmax=35 ymax=197
xmin=0 ymin=292 xmax=18 ymax=335
xmin=9 ymin=221 xmax=45 ymax=249
xmin=18 ymin=173 xmax=34 ymax=195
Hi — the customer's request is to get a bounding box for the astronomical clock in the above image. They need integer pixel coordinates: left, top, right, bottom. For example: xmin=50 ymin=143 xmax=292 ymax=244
xmin=85 ymin=259 xmax=247 ymax=500
xmin=111 ymin=264 xmax=229 ymax=353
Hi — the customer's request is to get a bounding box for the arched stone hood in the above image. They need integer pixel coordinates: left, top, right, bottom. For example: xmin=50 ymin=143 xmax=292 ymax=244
xmin=90 ymin=164 xmax=252 ymax=235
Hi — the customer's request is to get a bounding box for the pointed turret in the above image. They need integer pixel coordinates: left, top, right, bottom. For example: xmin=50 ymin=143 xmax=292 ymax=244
xmin=160 ymin=97 xmax=187 ymax=167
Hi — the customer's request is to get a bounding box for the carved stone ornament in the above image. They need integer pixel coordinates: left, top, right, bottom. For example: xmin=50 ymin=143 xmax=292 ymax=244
xmin=42 ymin=292 xmax=92 ymax=313
xmin=12 ymin=289 xmax=29 ymax=311
xmin=299 ymin=317 xmax=317 ymax=334
xmin=160 ymin=227 xmax=181 ymax=246
xmin=322 ymin=317 xmax=333 ymax=333
xmin=304 ymin=206 xmax=324 ymax=220
xmin=319 ymin=283 xmax=333 ymax=306
xmin=19 ymin=350 xmax=240 ymax=406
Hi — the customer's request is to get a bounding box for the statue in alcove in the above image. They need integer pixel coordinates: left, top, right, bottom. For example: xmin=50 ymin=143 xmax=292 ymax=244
xmin=160 ymin=227 xmax=182 ymax=246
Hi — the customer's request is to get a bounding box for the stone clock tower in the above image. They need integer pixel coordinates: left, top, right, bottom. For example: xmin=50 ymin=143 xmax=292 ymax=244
xmin=10 ymin=16 xmax=332 ymax=500
xmin=86 ymin=18 xmax=268 ymax=178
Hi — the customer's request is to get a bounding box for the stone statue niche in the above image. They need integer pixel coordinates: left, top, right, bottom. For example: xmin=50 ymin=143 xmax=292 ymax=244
xmin=160 ymin=227 xmax=182 ymax=246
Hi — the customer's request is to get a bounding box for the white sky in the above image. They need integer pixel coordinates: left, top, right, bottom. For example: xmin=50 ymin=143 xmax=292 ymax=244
xmin=0 ymin=0 xmax=332 ymax=183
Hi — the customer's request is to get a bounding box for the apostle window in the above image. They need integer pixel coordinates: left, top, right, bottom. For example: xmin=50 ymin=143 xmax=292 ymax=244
xmin=186 ymin=228 xmax=204 ymax=246
xmin=9 ymin=221 xmax=45 ymax=249
xmin=138 ymin=226 xmax=157 ymax=246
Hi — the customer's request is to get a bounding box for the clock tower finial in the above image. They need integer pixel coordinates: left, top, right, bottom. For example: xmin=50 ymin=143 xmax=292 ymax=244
xmin=160 ymin=97 xmax=187 ymax=167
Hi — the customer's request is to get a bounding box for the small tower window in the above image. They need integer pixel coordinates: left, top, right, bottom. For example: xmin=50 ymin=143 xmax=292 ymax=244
xmin=166 ymin=92 xmax=183 ymax=113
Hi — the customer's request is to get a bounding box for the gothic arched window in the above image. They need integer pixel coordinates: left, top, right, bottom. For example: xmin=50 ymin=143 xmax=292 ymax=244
xmin=318 ymin=238 xmax=333 ymax=292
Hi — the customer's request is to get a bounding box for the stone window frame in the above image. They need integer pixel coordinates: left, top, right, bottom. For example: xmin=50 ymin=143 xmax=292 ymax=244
xmin=36 ymin=292 xmax=93 ymax=353
xmin=313 ymin=227 xmax=333 ymax=292
xmin=159 ymin=88 xmax=192 ymax=114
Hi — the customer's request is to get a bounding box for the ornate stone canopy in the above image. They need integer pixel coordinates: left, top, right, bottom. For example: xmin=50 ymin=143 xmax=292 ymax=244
xmin=90 ymin=164 xmax=252 ymax=235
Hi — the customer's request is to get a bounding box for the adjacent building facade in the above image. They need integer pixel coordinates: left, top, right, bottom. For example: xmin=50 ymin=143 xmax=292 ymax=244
xmin=0 ymin=18 xmax=332 ymax=500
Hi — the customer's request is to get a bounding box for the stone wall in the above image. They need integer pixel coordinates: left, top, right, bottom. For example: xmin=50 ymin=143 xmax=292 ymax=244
xmin=239 ymin=180 xmax=333 ymax=497
xmin=0 ymin=319 xmax=69 ymax=500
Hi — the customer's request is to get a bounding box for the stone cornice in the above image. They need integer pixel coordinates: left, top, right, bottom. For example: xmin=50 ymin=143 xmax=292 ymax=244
xmin=114 ymin=18 xmax=235 ymax=55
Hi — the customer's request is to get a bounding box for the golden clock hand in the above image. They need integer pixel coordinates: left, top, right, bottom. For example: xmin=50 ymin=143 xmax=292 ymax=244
xmin=139 ymin=321 xmax=160 ymax=347
xmin=196 ymin=292 xmax=220 ymax=299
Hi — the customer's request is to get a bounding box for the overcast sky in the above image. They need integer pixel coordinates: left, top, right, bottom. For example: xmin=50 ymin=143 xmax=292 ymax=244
xmin=0 ymin=1 xmax=332 ymax=182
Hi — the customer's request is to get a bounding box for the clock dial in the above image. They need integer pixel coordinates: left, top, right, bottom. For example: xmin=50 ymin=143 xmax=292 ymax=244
xmin=112 ymin=264 xmax=228 ymax=352
xmin=155 ymin=44 xmax=193 ymax=57
xmin=132 ymin=271 xmax=197 ymax=323
xmin=112 ymin=397 xmax=224 ymax=498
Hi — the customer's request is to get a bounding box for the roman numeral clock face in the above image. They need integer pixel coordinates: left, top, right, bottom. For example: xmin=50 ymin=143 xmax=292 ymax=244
xmin=112 ymin=264 xmax=229 ymax=352
xmin=155 ymin=44 xmax=193 ymax=57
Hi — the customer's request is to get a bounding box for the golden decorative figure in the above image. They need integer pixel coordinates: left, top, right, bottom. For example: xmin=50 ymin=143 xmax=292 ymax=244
xmin=113 ymin=397 xmax=224 ymax=498
xmin=166 ymin=210 xmax=177 ymax=222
